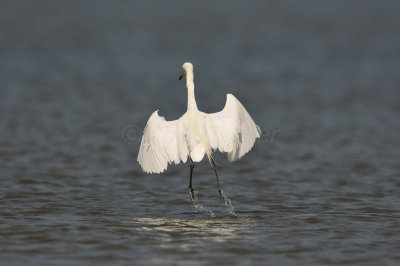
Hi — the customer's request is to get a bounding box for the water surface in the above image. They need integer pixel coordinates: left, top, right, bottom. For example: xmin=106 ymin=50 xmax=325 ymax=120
xmin=1 ymin=0 xmax=400 ymax=265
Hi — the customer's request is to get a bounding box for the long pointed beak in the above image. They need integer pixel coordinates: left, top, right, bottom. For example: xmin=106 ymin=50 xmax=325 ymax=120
xmin=179 ymin=71 xmax=185 ymax=80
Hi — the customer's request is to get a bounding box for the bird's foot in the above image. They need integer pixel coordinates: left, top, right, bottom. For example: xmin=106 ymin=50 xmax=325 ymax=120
xmin=188 ymin=187 xmax=196 ymax=203
xmin=218 ymin=189 xmax=226 ymax=198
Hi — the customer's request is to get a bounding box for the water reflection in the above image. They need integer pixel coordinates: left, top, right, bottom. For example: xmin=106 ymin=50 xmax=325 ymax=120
xmin=131 ymin=216 xmax=260 ymax=244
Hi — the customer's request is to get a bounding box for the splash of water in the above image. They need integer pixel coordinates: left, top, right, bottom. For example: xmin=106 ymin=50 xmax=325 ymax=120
xmin=190 ymin=187 xmax=236 ymax=217
xmin=193 ymin=202 xmax=216 ymax=218
xmin=219 ymin=189 xmax=236 ymax=217
xmin=189 ymin=189 xmax=216 ymax=217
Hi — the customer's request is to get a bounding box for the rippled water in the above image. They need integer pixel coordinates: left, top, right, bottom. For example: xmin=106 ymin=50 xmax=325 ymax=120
xmin=1 ymin=0 xmax=400 ymax=265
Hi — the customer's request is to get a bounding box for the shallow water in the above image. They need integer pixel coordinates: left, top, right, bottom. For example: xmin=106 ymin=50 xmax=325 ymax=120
xmin=1 ymin=0 xmax=400 ymax=265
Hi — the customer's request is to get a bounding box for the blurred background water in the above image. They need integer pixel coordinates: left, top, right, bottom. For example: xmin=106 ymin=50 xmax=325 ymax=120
xmin=1 ymin=0 xmax=400 ymax=265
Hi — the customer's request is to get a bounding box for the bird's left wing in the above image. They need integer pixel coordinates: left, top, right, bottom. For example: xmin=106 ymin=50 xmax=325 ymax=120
xmin=206 ymin=94 xmax=261 ymax=161
xmin=137 ymin=111 xmax=188 ymax=173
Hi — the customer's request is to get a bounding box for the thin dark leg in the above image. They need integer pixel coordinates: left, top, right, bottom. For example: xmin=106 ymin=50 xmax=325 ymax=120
xmin=211 ymin=159 xmax=226 ymax=198
xmin=211 ymin=158 xmax=236 ymax=216
xmin=188 ymin=157 xmax=195 ymax=203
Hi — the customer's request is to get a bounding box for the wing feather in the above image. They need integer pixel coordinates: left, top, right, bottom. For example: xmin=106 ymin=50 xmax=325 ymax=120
xmin=206 ymin=94 xmax=261 ymax=161
xmin=137 ymin=111 xmax=188 ymax=173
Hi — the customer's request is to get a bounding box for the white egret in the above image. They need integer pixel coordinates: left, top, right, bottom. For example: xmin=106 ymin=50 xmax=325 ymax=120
xmin=138 ymin=62 xmax=261 ymax=206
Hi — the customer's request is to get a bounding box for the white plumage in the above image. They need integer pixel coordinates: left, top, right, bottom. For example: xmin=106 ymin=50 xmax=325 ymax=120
xmin=138 ymin=62 xmax=261 ymax=174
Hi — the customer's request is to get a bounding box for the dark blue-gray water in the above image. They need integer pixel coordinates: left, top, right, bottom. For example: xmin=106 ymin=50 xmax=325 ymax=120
xmin=1 ymin=0 xmax=400 ymax=265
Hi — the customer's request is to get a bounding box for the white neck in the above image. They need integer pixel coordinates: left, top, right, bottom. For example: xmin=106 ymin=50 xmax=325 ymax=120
xmin=186 ymin=71 xmax=198 ymax=111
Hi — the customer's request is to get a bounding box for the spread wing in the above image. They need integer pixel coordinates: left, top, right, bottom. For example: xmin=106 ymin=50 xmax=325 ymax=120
xmin=137 ymin=111 xmax=188 ymax=173
xmin=206 ymin=94 xmax=261 ymax=161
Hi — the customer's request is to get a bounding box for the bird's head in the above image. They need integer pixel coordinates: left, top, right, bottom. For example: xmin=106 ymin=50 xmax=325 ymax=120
xmin=179 ymin=62 xmax=193 ymax=80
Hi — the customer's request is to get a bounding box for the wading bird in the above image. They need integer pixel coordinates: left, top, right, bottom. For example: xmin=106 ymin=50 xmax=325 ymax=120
xmin=138 ymin=62 xmax=260 ymax=206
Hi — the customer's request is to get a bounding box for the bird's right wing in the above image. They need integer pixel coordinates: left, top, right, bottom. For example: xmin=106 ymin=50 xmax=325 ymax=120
xmin=137 ymin=111 xmax=188 ymax=173
xmin=206 ymin=94 xmax=261 ymax=161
